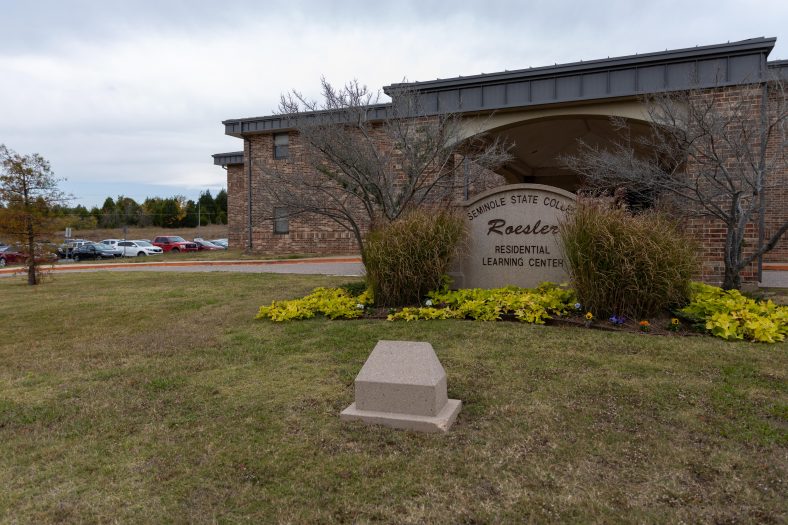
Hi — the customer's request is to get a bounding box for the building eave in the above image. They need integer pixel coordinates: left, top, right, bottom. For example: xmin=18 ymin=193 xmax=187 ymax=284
xmin=212 ymin=151 xmax=244 ymax=166
xmin=222 ymin=104 xmax=393 ymax=138
xmin=384 ymin=37 xmax=777 ymax=94
xmin=221 ymin=37 xmax=779 ymax=138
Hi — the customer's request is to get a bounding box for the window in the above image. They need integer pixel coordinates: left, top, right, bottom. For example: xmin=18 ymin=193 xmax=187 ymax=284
xmin=273 ymin=133 xmax=289 ymax=159
xmin=273 ymin=207 xmax=289 ymax=234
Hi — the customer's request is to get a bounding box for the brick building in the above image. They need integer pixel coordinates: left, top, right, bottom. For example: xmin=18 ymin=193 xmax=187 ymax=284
xmin=214 ymin=38 xmax=786 ymax=286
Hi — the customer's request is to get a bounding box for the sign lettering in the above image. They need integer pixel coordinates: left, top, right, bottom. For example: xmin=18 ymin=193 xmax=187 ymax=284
xmin=452 ymin=184 xmax=576 ymax=289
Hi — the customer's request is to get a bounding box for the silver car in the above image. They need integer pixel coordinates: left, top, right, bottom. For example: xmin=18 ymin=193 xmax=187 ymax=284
xmin=98 ymin=239 xmax=123 ymax=257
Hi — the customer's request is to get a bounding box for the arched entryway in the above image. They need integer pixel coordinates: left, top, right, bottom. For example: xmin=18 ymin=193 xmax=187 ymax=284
xmin=460 ymin=100 xmax=654 ymax=192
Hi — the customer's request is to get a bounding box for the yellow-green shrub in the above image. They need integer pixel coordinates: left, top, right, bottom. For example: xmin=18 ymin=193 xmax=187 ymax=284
xmin=256 ymin=287 xmax=373 ymax=322
xmin=387 ymin=283 xmax=575 ymax=324
xmin=387 ymin=307 xmax=460 ymax=321
xmin=680 ymin=283 xmax=787 ymax=343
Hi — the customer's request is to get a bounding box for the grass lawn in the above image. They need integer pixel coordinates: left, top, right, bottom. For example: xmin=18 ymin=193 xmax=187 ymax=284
xmin=0 ymin=272 xmax=786 ymax=523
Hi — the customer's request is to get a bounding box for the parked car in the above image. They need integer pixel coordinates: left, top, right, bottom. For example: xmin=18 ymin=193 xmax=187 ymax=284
xmin=193 ymin=238 xmax=225 ymax=251
xmin=71 ymin=243 xmax=117 ymax=262
xmin=97 ymin=239 xmax=123 ymax=257
xmin=116 ymin=240 xmax=164 ymax=257
xmin=210 ymin=239 xmax=228 ymax=249
xmin=151 ymin=236 xmax=198 ymax=253
xmin=0 ymin=245 xmax=57 ymax=267
xmin=0 ymin=247 xmax=24 ymax=267
xmin=57 ymin=239 xmax=91 ymax=259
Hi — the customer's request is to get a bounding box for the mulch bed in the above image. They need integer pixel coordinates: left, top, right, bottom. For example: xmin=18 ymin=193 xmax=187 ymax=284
xmin=545 ymin=313 xmax=703 ymax=337
xmin=358 ymin=308 xmax=703 ymax=337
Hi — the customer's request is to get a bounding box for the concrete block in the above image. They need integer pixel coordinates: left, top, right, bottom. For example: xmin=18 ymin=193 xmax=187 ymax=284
xmin=340 ymin=340 xmax=462 ymax=433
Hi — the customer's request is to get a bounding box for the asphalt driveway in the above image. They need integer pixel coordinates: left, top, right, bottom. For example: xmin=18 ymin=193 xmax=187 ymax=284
xmin=0 ymin=257 xmax=364 ymax=278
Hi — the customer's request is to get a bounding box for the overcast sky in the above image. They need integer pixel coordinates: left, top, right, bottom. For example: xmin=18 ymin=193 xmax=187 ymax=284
xmin=1 ymin=0 xmax=786 ymax=207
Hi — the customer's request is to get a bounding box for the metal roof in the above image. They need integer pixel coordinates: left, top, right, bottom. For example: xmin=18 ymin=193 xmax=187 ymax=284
xmin=212 ymin=151 xmax=244 ymax=166
xmin=384 ymin=37 xmax=776 ymax=93
xmin=219 ymin=37 xmax=778 ymax=139
xmin=768 ymin=59 xmax=788 ymax=80
xmin=222 ymin=103 xmax=392 ymax=137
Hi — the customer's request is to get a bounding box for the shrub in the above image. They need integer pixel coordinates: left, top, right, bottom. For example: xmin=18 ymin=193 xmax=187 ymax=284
xmin=363 ymin=209 xmax=466 ymax=307
xmin=387 ymin=283 xmax=575 ymax=323
xmin=680 ymin=282 xmax=787 ymax=343
xmin=256 ymin=287 xmax=373 ymax=322
xmin=559 ymin=202 xmax=697 ymax=319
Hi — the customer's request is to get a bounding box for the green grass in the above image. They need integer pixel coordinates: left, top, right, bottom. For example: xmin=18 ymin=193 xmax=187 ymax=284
xmin=0 ymin=272 xmax=786 ymax=523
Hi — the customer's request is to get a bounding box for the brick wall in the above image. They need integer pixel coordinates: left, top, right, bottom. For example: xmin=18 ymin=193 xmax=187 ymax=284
xmin=762 ymin=83 xmax=787 ymax=265
xmin=226 ymin=163 xmax=245 ymax=249
xmin=224 ymin=85 xmax=786 ymax=284
xmin=236 ymin=132 xmax=363 ymax=255
xmin=681 ymin=84 xmax=786 ymax=285
xmin=228 ymin=121 xmax=498 ymax=255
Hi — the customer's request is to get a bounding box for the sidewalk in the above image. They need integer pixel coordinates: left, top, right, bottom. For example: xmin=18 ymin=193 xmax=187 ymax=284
xmin=761 ymin=263 xmax=788 ymax=288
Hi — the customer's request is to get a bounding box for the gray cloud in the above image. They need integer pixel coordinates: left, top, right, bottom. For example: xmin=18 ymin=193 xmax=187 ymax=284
xmin=0 ymin=0 xmax=785 ymax=206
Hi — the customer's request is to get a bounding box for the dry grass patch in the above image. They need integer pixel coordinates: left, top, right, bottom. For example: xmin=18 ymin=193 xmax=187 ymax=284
xmin=70 ymin=224 xmax=228 ymax=243
xmin=0 ymin=272 xmax=786 ymax=523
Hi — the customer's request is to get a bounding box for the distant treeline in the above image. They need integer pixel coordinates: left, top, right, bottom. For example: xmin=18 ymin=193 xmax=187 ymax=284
xmin=54 ymin=190 xmax=228 ymax=229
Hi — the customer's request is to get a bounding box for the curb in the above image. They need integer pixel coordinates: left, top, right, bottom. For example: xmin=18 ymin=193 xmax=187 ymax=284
xmin=0 ymin=256 xmax=363 ymax=275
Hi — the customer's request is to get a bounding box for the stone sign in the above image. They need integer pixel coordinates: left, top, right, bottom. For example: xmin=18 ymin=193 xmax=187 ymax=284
xmin=453 ymin=183 xmax=576 ymax=289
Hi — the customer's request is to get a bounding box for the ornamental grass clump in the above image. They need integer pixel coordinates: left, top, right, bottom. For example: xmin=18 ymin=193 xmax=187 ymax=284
xmin=559 ymin=203 xmax=698 ymax=319
xmin=363 ymin=209 xmax=466 ymax=307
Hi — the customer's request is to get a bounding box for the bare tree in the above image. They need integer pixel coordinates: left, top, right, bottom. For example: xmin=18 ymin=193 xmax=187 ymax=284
xmin=260 ymin=78 xmax=512 ymax=257
xmin=0 ymin=145 xmax=68 ymax=285
xmin=563 ymin=77 xmax=787 ymax=290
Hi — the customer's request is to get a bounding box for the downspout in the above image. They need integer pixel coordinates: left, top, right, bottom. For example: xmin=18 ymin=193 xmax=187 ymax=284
xmin=757 ymin=78 xmax=768 ymax=283
xmin=246 ymin=136 xmax=253 ymax=251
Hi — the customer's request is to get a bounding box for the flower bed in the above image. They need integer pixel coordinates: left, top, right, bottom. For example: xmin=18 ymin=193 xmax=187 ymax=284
xmin=255 ymin=282 xmax=787 ymax=343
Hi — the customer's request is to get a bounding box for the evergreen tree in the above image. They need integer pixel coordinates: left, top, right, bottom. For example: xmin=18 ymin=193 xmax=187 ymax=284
xmin=198 ymin=190 xmax=215 ymax=225
xmin=182 ymin=200 xmax=199 ymax=227
xmin=100 ymin=197 xmax=118 ymax=228
xmin=214 ymin=189 xmax=228 ymax=224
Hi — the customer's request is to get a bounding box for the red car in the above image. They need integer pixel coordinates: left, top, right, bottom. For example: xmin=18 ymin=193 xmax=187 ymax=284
xmin=193 ymin=238 xmax=224 ymax=251
xmin=151 ymin=236 xmax=199 ymax=253
xmin=0 ymin=246 xmax=25 ymax=267
xmin=0 ymin=245 xmax=57 ymax=267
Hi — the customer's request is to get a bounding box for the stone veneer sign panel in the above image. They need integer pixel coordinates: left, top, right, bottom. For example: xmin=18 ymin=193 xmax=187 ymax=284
xmin=455 ymin=183 xmax=576 ymax=289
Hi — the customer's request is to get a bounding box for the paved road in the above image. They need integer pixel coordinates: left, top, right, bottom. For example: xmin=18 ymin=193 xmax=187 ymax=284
xmin=4 ymin=258 xmax=785 ymax=287
xmin=0 ymin=258 xmax=365 ymax=278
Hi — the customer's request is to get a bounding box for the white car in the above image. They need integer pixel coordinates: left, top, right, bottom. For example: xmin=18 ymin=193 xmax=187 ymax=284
xmin=98 ymin=239 xmax=123 ymax=257
xmin=210 ymin=238 xmax=228 ymax=249
xmin=116 ymin=240 xmax=164 ymax=257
